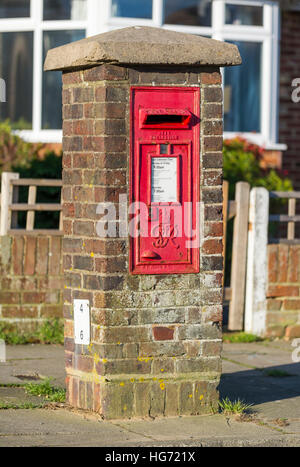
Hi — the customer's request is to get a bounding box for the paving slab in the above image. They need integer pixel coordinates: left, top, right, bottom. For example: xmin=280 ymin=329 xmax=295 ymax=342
xmin=0 ymin=341 xmax=300 ymax=446
xmin=221 ymin=340 xmax=300 ymax=419
xmin=0 ymin=409 xmax=299 ymax=447
xmin=0 ymin=387 xmax=45 ymax=408
xmin=0 ymin=345 xmax=65 ymax=387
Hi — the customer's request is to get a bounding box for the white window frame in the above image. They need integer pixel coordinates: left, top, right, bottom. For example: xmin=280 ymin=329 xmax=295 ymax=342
xmin=0 ymin=0 xmax=89 ymax=143
xmin=0 ymin=0 xmax=283 ymax=149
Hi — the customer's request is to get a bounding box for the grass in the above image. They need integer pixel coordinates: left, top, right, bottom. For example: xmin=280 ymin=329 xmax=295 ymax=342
xmin=264 ymin=369 xmax=294 ymax=378
xmin=24 ymin=379 xmax=66 ymax=403
xmin=218 ymin=397 xmax=253 ymax=415
xmin=0 ymin=379 xmax=66 ymax=410
xmin=0 ymin=319 xmax=64 ymax=345
xmin=223 ymin=332 xmax=263 ymax=344
xmin=0 ymin=401 xmax=44 ymax=410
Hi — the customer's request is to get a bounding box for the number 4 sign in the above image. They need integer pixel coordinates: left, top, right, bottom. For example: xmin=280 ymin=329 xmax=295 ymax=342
xmin=74 ymin=300 xmax=90 ymax=345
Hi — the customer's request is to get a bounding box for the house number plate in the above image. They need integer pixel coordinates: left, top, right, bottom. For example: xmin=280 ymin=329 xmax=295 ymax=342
xmin=74 ymin=300 xmax=90 ymax=345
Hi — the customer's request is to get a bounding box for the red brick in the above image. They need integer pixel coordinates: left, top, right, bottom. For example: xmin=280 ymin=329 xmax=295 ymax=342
xmin=40 ymin=305 xmax=63 ymax=318
xmin=63 ymin=203 xmax=75 ymax=218
xmin=23 ymin=292 xmax=45 ymax=304
xmin=265 ymin=326 xmax=285 ymax=339
xmin=65 ymin=320 xmax=74 ymax=338
xmin=84 ymin=64 xmax=127 ymax=82
xmin=63 ymin=104 xmax=83 ymax=120
xmin=204 ymin=137 xmax=223 ymax=152
xmin=203 ymin=104 xmax=223 ymax=119
xmin=267 ymin=285 xmax=299 ymax=298
xmin=203 ymin=87 xmax=223 ymax=103
xmin=285 ymin=325 xmax=300 ymax=339
xmin=73 ymin=120 xmax=94 ymax=136
xmin=268 ymin=245 xmax=278 ymax=283
xmin=12 ymin=237 xmax=24 ymax=275
xmin=2 ymin=306 xmax=38 ymax=318
xmin=63 ymin=153 xmax=72 ymax=169
xmin=202 ymin=239 xmax=223 ymax=255
xmin=153 ymin=326 xmax=174 ymax=341
xmin=76 ymin=355 xmax=94 ymax=373
xmin=73 ymin=221 xmax=94 ymax=236
xmin=73 ymin=87 xmax=94 ymax=103
xmin=204 ymin=222 xmax=223 ymax=237
xmin=283 ymin=299 xmax=300 ymax=310
xmin=63 ymin=220 xmax=73 ymax=235
xmin=62 ymin=88 xmax=72 ymax=105
xmin=95 ymin=257 xmax=126 ymax=273
xmin=201 ymin=72 xmax=222 ymax=85
xmin=63 ymin=71 xmax=82 ymax=85
xmin=63 ymin=121 xmax=73 ymax=135
xmin=83 ymin=136 xmax=105 ymax=152
xmin=63 ymin=136 xmax=83 ymax=152
xmin=73 ymin=153 xmax=95 ymax=169
xmin=203 ymin=120 xmax=223 ymax=136
xmin=24 ymin=237 xmax=36 ymax=275
xmin=288 ymin=246 xmax=300 ymax=282
xmin=0 ymin=292 xmax=20 ymax=304
xmin=49 ymin=237 xmax=62 ymax=275
xmin=278 ymin=245 xmax=289 ymax=283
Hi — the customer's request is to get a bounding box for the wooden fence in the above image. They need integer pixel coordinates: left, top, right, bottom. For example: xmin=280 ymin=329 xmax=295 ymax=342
xmin=0 ymin=172 xmax=63 ymax=236
xmin=1 ymin=171 xmax=298 ymax=334
xmin=223 ymin=181 xmax=250 ymax=331
xmin=269 ymin=191 xmax=300 ymax=245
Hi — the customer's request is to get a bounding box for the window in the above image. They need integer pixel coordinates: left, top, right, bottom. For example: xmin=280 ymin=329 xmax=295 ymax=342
xmin=225 ymin=4 xmax=263 ymax=25
xmin=42 ymin=29 xmax=85 ymax=129
xmin=111 ymin=0 xmax=153 ymax=18
xmin=164 ymin=0 xmax=212 ymax=27
xmin=224 ymin=41 xmax=262 ymax=133
xmin=0 ymin=31 xmax=33 ymax=128
xmin=0 ymin=0 xmax=30 ymax=18
xmin=43 ymin=0 xmax=87 ymax=21
xmin=0 ymin=0 xmax=280 ymax=147
xmin=0 ymin=0 xmax=87 ymax=141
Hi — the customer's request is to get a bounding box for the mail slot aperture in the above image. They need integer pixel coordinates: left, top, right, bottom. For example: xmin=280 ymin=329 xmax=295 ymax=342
xmin=140 ymin=108 xmax=192 ymax=129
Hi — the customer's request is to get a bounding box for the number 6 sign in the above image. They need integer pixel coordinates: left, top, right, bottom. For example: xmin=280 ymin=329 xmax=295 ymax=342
xmin=74 ymin=300 xmax=90 ymax=346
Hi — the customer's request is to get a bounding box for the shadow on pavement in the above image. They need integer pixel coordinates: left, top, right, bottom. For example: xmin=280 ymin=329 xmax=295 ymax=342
xmin=219 ymin=362 xmax=300 ymax=416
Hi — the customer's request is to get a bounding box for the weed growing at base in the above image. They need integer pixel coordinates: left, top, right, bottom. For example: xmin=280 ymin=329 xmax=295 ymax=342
xmin=218 ymin=397 xmax=253 ymax=415
xmin=24 ymin=379 xmax=66 ymax=403
xmin=223 ymin=332 xmax=263 ymax=344
xmin=0 ymin=319 xmax=64 ymax=345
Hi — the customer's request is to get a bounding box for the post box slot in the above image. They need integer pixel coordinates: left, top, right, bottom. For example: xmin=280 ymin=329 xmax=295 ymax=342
xmin=140 ymin=109 xmax=191 ymax=129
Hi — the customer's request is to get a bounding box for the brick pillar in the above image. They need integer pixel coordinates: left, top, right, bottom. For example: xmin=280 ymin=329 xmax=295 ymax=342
xmin=45 ymin=26 xmax=241 ymax=419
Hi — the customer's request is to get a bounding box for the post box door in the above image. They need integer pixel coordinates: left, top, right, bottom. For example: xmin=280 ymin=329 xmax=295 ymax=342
xmin=130 ymin=87 xmax=200 ymax=275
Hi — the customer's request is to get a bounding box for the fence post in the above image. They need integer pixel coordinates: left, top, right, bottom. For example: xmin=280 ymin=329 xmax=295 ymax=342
xmin=228 ymin=181 xmax=250 ymax=330
xmin=0 ymin=172 xmax=19 ymax=236
xmin=26 ymin=185 xmax=37 ymax=231
xmin=244 ymin=187 xmax=269 ymax=336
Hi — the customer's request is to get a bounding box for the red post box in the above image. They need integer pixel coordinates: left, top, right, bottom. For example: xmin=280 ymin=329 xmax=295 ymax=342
xmin=130 ymin=86 xmax=200 ymax=275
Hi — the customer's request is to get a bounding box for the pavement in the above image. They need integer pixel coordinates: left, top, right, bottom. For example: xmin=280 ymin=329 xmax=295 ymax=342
xmin=0 ymin=340 xmax=300 ymax=447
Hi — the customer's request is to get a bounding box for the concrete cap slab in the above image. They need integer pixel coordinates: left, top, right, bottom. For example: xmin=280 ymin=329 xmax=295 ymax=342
xmin=44 ymin=26 xmax=241 ymax=72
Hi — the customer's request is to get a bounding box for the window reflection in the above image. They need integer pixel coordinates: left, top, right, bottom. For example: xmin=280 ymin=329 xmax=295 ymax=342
xmin=42 ymin=30 xmax=85 ymax=130
xmin=164 ymin=0 xmax=211 ymax=27
xmin=224 ymin=41 xmax=262 ymax=133
xmin=0 ymin=0 xmax=30 ymax=18
xmin=111 ymin=0 xmax=153 ymax=19
xmin=43 ymin=0 xmax=87 ymax=21
xmin=226 ymin=4 xmax=263 ymax=26
xmin=0 ymin=32 xmax=33 ymax=129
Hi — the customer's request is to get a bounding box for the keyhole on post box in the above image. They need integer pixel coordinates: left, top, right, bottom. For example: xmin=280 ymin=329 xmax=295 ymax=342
xmin=160 ymin=144 xmax=168 ymax=154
